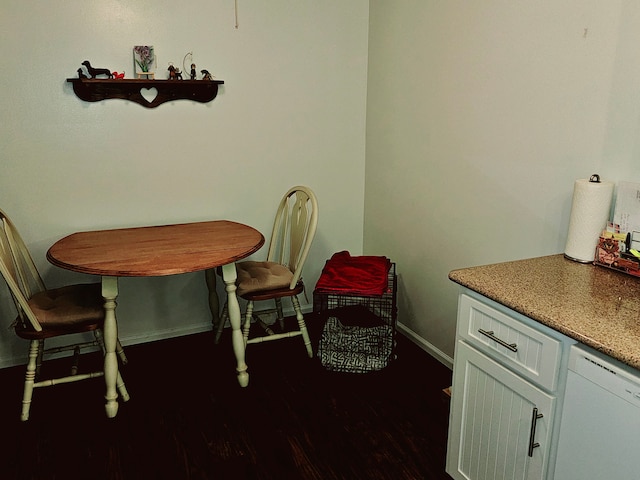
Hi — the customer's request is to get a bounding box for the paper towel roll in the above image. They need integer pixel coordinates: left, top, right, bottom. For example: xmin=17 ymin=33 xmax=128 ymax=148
xmin=564 ymin=176 xmax=614 ymax=263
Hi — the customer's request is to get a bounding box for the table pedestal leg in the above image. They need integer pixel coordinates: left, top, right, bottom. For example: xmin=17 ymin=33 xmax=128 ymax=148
xmin=102 ymin=276 xmax=120 ymax=417
xmin=220 ymin=263 xmax=249 ymax=387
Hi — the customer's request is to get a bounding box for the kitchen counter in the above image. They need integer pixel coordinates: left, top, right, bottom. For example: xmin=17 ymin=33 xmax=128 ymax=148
xmin=449 ymin=254 xmax=640 ymax=369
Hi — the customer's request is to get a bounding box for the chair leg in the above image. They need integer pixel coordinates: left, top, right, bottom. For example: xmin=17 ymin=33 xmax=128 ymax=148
xmin=21 ymin=340 xmax=40 ymax=421
xmin=116 ymin=339 xmax=128 ymax=366
xmin=35 ymin=339 xmax=44 ymax=378
xmin=94 ymin=330 xmax=130 ymax=403
xmin=205 ymin=268 xmax=220 ymax=330
xmin=243 ymin=301 xmax=254 ymax=346
xmin=214 ymin=303 xmax=228 ymax=344
xmin=275 ymin=298 xmax=285 ymax=331
xmin=291 ymin=296 xmax=313 ymax=358
xmin=115 ymin=371 xmax=130 ymax=402
xmin=257 ymin=317 xmax=276 ymax=336
xmin=71 ymin=345 xmax=81 ymax=376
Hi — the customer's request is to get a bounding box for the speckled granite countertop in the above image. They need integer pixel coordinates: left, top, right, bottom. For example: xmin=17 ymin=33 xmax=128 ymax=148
xmin=449 ymin=254 xmax=640 ymax=370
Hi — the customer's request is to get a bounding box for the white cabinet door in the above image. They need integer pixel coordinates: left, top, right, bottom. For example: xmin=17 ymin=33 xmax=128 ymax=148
xmin=447 ymin=341 xmax=555 ymax=480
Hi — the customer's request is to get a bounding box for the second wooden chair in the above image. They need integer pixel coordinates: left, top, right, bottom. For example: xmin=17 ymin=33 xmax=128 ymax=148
xmin=213 ymin=186 xmax=318 ymax=358
xmin=0 ymin=209 xmax=129 ymax=421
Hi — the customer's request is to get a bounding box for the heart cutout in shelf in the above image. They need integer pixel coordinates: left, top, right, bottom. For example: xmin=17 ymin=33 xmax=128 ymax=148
xmin=140 ymin=87 xmax=158 ymax=104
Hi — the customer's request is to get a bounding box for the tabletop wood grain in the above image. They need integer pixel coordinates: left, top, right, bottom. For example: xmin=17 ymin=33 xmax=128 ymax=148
xmin=46 ymin=220 xmax=265 ymax=277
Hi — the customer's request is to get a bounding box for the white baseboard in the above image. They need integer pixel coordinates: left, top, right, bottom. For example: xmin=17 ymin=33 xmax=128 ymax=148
xmin=397 ymin=322 xmax=454 ymax=370
xmin=0 ymin=322 xmax=216 ymax=370
xmin=121 ymin=322 xmax=214 ymax=347
xmin=1 ymin=303 xmax=316 ymax=370
xmin=4 ymin=307 xmax=456 ymax=373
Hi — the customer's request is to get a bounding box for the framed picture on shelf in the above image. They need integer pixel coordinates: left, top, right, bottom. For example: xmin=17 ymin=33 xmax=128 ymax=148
xmin=133 ymin=46 xmax=156 ymax=79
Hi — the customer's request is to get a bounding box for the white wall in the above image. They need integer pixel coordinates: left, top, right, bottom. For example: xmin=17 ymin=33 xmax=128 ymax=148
xmin=365 ymin=0 xmax=640 ymax=364
xmin=4 ymin=1 xmax=639 ymax=371
xmin=0 ymin=1 xmax=370 ymax=367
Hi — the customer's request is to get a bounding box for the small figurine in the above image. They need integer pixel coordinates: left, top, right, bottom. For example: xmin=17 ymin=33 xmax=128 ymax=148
xmin=168 ymin=64 xmax=183 ymax=80
xmin=201 ymin=69 xmax=213 ymax=81
xmin=81 ymin=60 xmax=114 ymax=78
xmin=77 ymin=68 xmax=87 ymax=79
xmin=112 ymin=71 xmax=125 ymax=79
xmin=190 ymin=63 xmax=196 ymax=80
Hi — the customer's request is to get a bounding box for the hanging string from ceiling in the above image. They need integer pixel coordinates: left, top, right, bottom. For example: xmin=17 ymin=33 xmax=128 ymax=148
xmin=235 ymin=0 xmax=239 ymax=29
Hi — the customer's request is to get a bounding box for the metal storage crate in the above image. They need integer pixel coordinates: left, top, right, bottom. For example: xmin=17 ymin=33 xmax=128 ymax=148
xmin=313 ymin=262 xmax=397 ymax=373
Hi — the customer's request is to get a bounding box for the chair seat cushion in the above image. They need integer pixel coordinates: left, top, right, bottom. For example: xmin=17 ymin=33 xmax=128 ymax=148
xmin=236 ymin=261 xmax=293 ymax=296
xmin=27 ymin=283 xmax=105 ymax=328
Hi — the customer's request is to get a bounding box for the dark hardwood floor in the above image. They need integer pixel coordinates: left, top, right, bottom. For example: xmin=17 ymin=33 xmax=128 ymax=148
xmin=0 ymin=314 xmax=453 ymax=480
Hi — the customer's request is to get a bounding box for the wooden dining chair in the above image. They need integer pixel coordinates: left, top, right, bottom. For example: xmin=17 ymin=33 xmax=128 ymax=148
xmin=0 ymin=209 xmax=129 ymax=421
xmin=213 ymin=186 xmax=318 ymax=358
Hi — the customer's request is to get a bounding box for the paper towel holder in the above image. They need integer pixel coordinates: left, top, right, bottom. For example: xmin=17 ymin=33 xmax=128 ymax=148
xmin=564 ymin=173 xmax=613 ymax=264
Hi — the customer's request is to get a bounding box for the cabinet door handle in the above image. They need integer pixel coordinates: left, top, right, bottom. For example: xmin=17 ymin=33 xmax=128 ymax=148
xmin=477 ymin=329 xmax=518 ymax=352
xmin=528 ymin=407 xmax=544 ymax=457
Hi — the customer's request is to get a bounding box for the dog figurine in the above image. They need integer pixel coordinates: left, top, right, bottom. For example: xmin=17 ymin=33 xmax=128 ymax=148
xmin=167 ymin=64 xmax=182 ymax=80
xmin=82 ymin=60 xmax=114 ymax=79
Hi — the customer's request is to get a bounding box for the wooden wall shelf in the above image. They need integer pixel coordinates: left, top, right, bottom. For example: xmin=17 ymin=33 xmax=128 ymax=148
xmin=66 ymin=78 xmax=224 ymax=108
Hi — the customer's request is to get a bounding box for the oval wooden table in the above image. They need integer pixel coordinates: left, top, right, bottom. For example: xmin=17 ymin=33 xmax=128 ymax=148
xmin=47 ymin=220 xmax=264 ymax=418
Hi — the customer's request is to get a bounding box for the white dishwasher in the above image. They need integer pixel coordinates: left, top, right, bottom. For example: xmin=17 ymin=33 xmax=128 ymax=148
xmin=554 ymin=344 xmax=640 ymax=479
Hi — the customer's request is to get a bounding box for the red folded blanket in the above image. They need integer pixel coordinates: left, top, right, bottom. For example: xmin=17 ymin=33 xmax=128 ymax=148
xmin=314 ymin=251 xmax=391 ymax=296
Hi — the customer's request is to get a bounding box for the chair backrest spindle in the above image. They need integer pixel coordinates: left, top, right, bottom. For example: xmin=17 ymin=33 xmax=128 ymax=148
xmin=265 ymin=186 xmax=318 ymax=290
xmin=0 ymin=209 xmax=46 ymax=331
